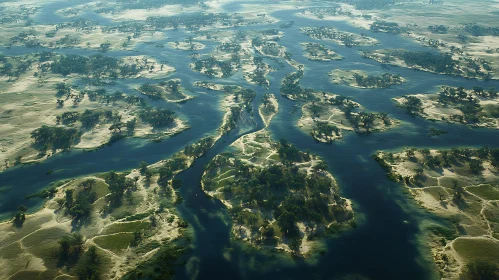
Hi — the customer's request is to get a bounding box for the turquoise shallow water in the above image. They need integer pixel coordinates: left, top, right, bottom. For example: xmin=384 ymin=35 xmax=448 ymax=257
xmin=1 ymin=1 xmax=499 ymax=279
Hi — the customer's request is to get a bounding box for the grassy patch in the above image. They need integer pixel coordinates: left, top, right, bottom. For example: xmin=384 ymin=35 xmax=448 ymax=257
xmin=0 ymin=242 xmax=23 ymax=259
xmin=9 ymin=271 xmax=43 ymax=280
xmin=27 ymin=242 xmax=60 ymax=269
xmin=453 ymin=238 xmax=499 ymax=262
xmin=427 ymin=224 xmax=458 ymax=240
xmin=102 ymin=221 xmax=150 ymax=235
xmin=22 ymin=227 xmax=67 ymax=248
xmin=423 ymin=187 xmax=450 ymax=201
xmin=93 ymin=180 xmax=110 ymax=199
xmin=467 ymin=185 xmax=499 ymax=200
xmin=439 ymin=177 xmax=469 ymax=188
xmin=94 ymin=233 xmax=134 ymax=254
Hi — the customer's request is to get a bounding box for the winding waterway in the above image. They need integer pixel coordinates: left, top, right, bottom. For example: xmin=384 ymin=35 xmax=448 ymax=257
xmin=2 ymin=1 xmax=499 ymax=279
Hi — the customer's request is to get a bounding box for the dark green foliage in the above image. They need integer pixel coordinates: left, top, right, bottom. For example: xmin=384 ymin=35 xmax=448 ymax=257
xmin=139 ymin=161 xmax=148 ymax=175
xmin=280 ymin=70 xmax=314 ymax=100
xmin=31 ymin=125 xmax=81 ymax=151
xmin=428 ymin=128 xmax=448 ymax=137
xmin=183 ymin=137 xmax=215 ymax=158
xmin=398 ymin=50 xmax=456 ymax=73
xmin=146 ymin=13 xmax=232 ymax=31
xmin=401 ymin=96 xmax=423 ymax=115
xmin=427 ymin=225 xmax=458 ymax=240
xmin=139 ymin=108 xmax=176 ymax=128
xmin=25 ymin=187 xmax=57 ymax=199
xmin=370 ymin=21 xmax=405 ymax=34
xmin=463 ymin=23 xmax=499 ymax=37
xmin=491 ymin=149 xmax=499 ymax=169
xmin=66 ymin=185 xmax=97 ymax=219
xmin=352 ymin=72 xmax=403 ymax=88
xmin=139 ymin=83 xmax=162 ymax=100
xmin=123 ymin=244 xmax=188 ymax=280
xmin=171 ymin=178 xmax=182 ymax=189
xmin=314 ymin=121 xmax=340 ymax=138
xmin=278 ymin=139 xmax=304 ymax=163
xmin=105 ymin=171 xmax=134 ymax=205
xmin=74 ymin=246 xmax=101 ymax=280
xmin=12 ymin=205 xmax=27 ymax=227
xmin=51 ymin=54 xmax=89 ymax=76
xmin=465 ymin=260 xmax=499 ymax=280
xmin=204 ymin=140 xmax=352 ymax=246
xmin=428 ymin=25 xmax=448 ymax=34
xmin=469 ymin=159 xmax=484 ymax=174
xmin=59 ymin=233 xmax=84 ymax=264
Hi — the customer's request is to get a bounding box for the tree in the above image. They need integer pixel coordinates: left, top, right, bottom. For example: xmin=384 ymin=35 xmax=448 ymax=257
xmin=13 ymin=205 xmax=28 ymax=227
xmin=466 ymin=260 xmax=499 ymax=280
xmin=59 ymin=233 xmax=84 ymax=263
xmin=469 ymin=159 xmax=484 ymax=174
xmin=74 ymin=246 xmax=101 ymax=280
xmin=139 ymin=161 xmax=148 ymax=175
xmin=172 ymin=178 xmax=182 ymax=189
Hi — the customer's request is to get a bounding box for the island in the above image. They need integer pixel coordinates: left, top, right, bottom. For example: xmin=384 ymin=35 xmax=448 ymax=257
xmin=202 ymin=98 xmax=355 ymax=256
xmin=281 ymin=70 xmax=399 ymax=143
xmin=301 ymin=26 xmax=379 ymax=47
xmin=301 ymin=42 xmax=343 ymax=61
xmin=394 ymin=86 xmax=499 ymax=129
xmin=374 ymin=147 xmax=499 ymax=279
xmin=328 ymin=69 xmax=405 ymax=89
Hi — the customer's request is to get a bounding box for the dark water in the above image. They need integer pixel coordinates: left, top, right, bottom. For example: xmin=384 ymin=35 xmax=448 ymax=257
xmin=1 ymin=1 xmax=499 ymax=279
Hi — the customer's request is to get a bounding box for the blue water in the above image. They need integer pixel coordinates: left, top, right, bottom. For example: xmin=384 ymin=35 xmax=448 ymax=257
xmin=1 ymin=1 xmax=499 ymax=279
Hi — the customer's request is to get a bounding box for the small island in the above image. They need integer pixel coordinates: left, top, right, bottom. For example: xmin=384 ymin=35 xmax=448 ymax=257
xmin=193 ymin=81 xmax=256 ymax=135
xmin=301 ymin=42 xmax=343 ymax=61
xmin=394 ymin=86 xmax=499 ymax=129
xmin=328 ymin=69 xmax=405 ymax=89
xmin=363 ymin=49 xmax=493 ymax=80
xmin=202 ymin=100 xmax=354 ymax=256
xmin=374 ymin=147 xmax=499 ymax=279
xmin=137 ymin=79 xmax=193 ymax=103
xmin=281 ymin=70 xmax=399 ymax=143
xmin=301 ymin=26 xmax=379 ymax=47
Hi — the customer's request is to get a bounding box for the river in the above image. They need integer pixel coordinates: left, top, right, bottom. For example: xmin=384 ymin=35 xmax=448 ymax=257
xmin=1 ymin=1 xmax=499 ymax=279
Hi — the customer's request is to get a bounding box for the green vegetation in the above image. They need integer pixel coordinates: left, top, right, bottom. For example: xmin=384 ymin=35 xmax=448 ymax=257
xmin=58 ymin=233 xmax=84 ymax=264
xmin=397 ymin=86 xmax=499 ymax=127
xmin=352 ymin=72 xmax=403 ymax=88
xmin=103 ymin=171 xmax=134 ymax=206
xmin=465 ymin=260 xmax=499 ymax=280
xmin=74 ymin=246 xmax=101 ymax=280
xmin=138 ymin=80 xmax=189 ymax=102
xmin=94 ymin=233 xmax=134 ymax=254
xmin=26 ymin=187 xmax=57 ymax=199
xmin=301 ymin=26 xmax=378 ymax=47
xmin=203 ymin=138 xmax=353 ymax=253
xmin=102 ymin=221 xmax=150 ymax=235
xmin=139 ymin=108 xmax=176 ymax=128
xmin=12 ymin=205 xmax=28 ymax=227
xmin=64 ymin=180 xmax=98 ymax=220
xmin=454 ymin=238 xmax=499 ymax=263
xmin=31 ymin=125 xmax=81 ymax=152
xmin=364 ymin=49 xmax=491 ymax=79
xmin=399 ymin=96 xmax=423 ymax=115
xmin=123 ymin=243 xmax=188 ymax=280
xmin=467 ymin=185 xmax=499 ymax=200
xmin=463 ymin=23 xmax=499 ymax=37
xmin=301 ymin=42 xmax=343 ymax=61
xmin=428 ymin=25 xmax=448 ymax=34
xmin=370 ymin=21 xmax=407 ymax=34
